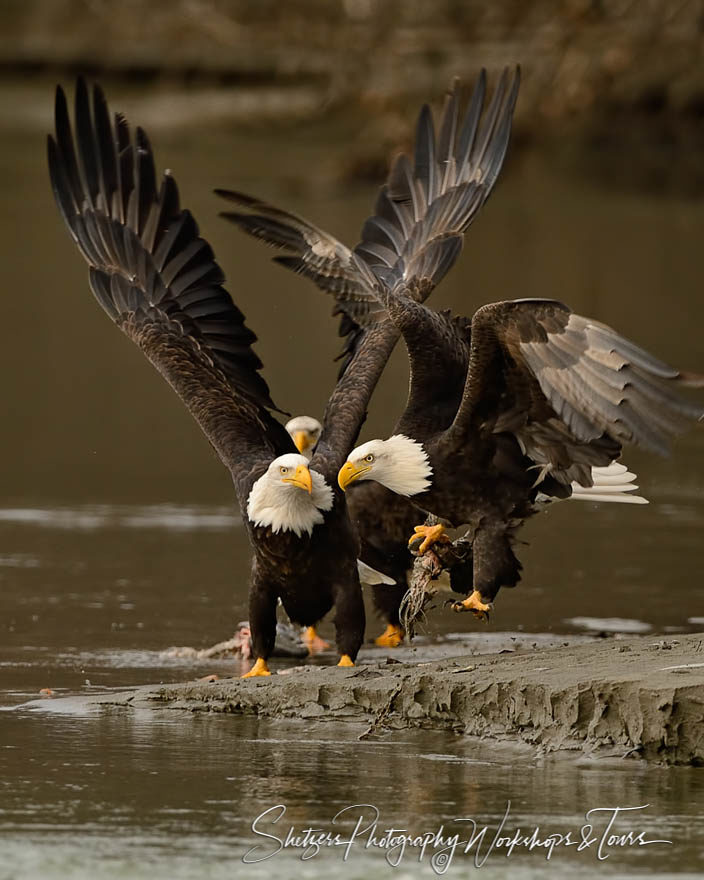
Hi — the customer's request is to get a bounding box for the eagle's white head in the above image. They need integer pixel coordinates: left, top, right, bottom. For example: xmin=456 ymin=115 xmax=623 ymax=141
xmin=285 ymin=415 xmax=322 ymax=461
xmin=338 ymin=435 xmax=432 ymax=496
xmin=247 ymin=453 xmax=333 ymax=537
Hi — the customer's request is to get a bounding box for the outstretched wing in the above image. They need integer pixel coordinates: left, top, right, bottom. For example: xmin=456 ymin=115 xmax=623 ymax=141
xmin=361 ymin=65 xmax=520 ymax=299
xmin=48 ymin=79 xmax=294 ymax=495
xmin=450 ymin=299 xmax=704 ymax=484
xmin=216 ymin=66 xmax=520 ymax=349
xmin=215 ymin=188 xmax=380 ymax=376
xmin=216 ymin=69 xmax=520 ymax=473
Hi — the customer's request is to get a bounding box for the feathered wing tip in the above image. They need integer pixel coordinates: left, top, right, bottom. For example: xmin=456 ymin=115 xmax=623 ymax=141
xmin=525 ymin=312 xmax=704 ymax=457
xmin=215 ymin=67 xmax=521 ymax=344
xmin=357 ymin=66 xmax=520 ymax=296
xmin=48 ymin=78 xmax=287 ymax=422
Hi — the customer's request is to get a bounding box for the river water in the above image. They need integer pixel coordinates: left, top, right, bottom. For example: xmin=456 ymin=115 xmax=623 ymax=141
xmin=1 ymin=78 xmax=703 ymax=877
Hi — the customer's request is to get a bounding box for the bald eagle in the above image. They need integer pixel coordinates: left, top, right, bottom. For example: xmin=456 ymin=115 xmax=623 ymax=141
xmin=339 ymin=298 xmax=704 ymax=618
xmin=287 ymin=415 xmax=419 ymax=647
xmin=218 ymin=67 xmax=521 ymax=644
xmin=46 ymin=79 xmax=407 ymax=676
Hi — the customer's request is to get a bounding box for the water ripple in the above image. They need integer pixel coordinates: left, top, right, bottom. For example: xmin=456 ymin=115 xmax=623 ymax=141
xmin=0 ymin=505 xmax=239 ymax=532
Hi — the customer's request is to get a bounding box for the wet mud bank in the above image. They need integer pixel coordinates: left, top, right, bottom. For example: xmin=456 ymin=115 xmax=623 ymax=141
xmin=46 ymin=632 xmax=704 ymax=766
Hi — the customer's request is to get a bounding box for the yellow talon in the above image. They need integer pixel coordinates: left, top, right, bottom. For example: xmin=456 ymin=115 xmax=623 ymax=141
xmin=408 ymin=523 xmax=449 ymax=555
xmin=451 ymin=590 xmax=493 ymax=622
xmin=303 ymin=626 xmax=330 ymax=654
xmin=374 ymin=623 xmax=404 ymax=648
xmin=241 ymin=657 xmax=271 ymax=678
xmin=338 ymin=654 xmax=355 ymax=667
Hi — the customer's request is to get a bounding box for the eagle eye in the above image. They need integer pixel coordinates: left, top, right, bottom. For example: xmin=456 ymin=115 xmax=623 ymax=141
xmin=364 ymin=454 xmax=375 ymax=463
xmin=280 ymin=466 xmax=289 ymax=475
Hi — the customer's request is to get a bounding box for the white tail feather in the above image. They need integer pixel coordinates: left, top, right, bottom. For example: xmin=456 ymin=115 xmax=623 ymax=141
xmin=582 ymin=470 xmax=638 ymax=485
xmin=570 ymin=461 xmax=649 ymax=505
xmin=570 ymin=492 xmax=648 ymax=505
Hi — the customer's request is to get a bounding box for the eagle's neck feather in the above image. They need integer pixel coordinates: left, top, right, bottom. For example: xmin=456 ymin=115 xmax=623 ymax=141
xmin=247 ymin=469 xmax=333 ymax=537
xmin=375 ymin=435 xmax=433 ymax=496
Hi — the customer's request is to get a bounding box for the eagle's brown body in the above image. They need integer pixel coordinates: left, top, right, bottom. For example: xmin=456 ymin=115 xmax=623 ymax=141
xmin=247 ymin=501 xmax=362 ymax=658
xmin=47 ymin=78 xmax=408 ymax=667
xmin=377 ymin=294 xmax=704 ymax=604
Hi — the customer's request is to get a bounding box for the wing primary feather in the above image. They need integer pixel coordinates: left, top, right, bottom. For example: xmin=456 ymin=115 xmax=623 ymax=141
xmin=586 ymin=324 xmax=680 ymax=379
xmin=437 ymin=79 xmax=459 ymax=170
xmin=135 ymin=127 xmax=158 ymax=238
xmin=219 ymin=211 xmax=304 ymax=252
xmin=456 ymin=68 xmax=487 ymax=173
xmin=92 ymin=84 xmax=117 ymax=215
xmin=49 ymin=78 xmax=290 ymax=456
xmin=373 ymin=183 xmax=412 ymax=241
xmin=52 ymin=85 xmax=82 ymax=214
xmin=468 ymin=66 xmax=508 ymax=173
xmin=74 ymin=76 xmax=100 ymax=210
xmin=47 ymin=135 xmax=78 ymax=233
xmin=414 ymin=104 xmax=436 ymax=205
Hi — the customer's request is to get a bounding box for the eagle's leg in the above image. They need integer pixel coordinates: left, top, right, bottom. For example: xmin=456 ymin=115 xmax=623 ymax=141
xmin=450 ymin=526 xmax=521 ymax=622
xmin=375 ymin=623 xmax=404 ymax=648
xmin=242 ymin=580 xmax=277 ymax=678
xmin=242 ymin=657 xmax=271 ymax=677
xmin=371 ymin=583 xmax=407 ymax=647
xmin=451 ymin=590 xmax=493 ymax=621
xmin=408 ymin=523 xmax=450 ymax=554
xmin=332 ymin=580 xmax=365 ymax=668
xmin=302 ymin=626 xmax=330 ymax=654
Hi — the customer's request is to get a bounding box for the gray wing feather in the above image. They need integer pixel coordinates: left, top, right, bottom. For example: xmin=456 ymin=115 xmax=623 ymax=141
xmin=452 ymin=300 xmax=704 ymax=483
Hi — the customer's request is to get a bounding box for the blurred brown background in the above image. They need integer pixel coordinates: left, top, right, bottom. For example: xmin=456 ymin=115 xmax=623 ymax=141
xmin=4 ymin=0 xmax=704 ymax=189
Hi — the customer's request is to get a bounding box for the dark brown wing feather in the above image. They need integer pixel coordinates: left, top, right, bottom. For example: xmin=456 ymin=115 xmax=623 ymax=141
xmin=450 ymin=298 xmax=704 ymax=484
xmin=217 ymin=67 xmax=519 ymax=321
xmin=216 ymin=188 xmax=386 ymax=368
xmin=368 ymin=66 xmax=520 ymax=298
xmin=215 ymin=69 xmax=519 ymax=474
xmin=48 ymin=79 xmax=294 ymax=490
xmin=347 ymin=68 xmax=522 ymax=444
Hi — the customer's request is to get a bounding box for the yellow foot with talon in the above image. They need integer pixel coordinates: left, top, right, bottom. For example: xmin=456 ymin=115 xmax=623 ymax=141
xmin=408 ymin=523 xmax=449 ymax=555
xmin=241 ymin=657 xmax=271 ymax=678
xmin=451 ymin=590 xmax=493 ymax=622
xmin=303 ymin=626 xmax=330 ymax=654
xmin=375 ymin=623 xmax=404 ymax=648
xmin=337 ymin=655 xmax=355 ymax=667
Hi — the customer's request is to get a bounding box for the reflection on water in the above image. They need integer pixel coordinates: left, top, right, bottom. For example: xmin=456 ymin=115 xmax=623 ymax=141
xmin=2 ymin=79 xmax=704 ymax=877
xmin=2 ymin=711 xmax=704 ymax=878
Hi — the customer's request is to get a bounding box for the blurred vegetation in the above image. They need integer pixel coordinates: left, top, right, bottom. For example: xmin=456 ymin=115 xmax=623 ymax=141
xmin=3 ymin=0 xmax=704 ymax=192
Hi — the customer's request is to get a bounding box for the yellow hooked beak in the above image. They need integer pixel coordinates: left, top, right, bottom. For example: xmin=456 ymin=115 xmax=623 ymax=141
xmin=292 ymin=430 xmax=310 ymax=455
xmin=338 ymin=460 xmax=370 ymax=491
xmin=282 ymin=463 xmax=313 ymax=494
